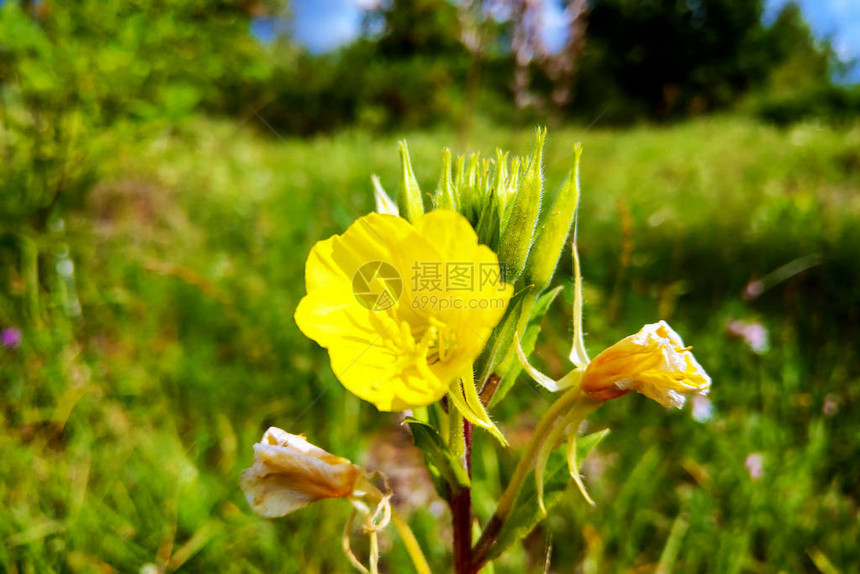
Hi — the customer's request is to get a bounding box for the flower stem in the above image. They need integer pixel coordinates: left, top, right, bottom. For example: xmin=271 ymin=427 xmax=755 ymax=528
xmin=368 ymin=531 xmax=379 ymax=574
xmin=451 ymin=419 xmax=473 ymax=574
xmin=471 ymin=385 xmax=590 ymax=571
xmin=390 ymin=507 xmax=432 ymax=574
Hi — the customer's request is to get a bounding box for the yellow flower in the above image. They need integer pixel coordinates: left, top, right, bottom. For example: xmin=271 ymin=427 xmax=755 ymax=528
xmin=240 ymin=427 xmax=360 ymax=518
xmin=295 ymin=210 xmax=513 ymax=412
xmin=581 ymin=320 xmax=711 ymax=408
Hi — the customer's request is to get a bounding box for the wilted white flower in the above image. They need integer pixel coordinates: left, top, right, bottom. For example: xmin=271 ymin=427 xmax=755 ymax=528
xmin=240 ymin=427 xmax=360 ymax=518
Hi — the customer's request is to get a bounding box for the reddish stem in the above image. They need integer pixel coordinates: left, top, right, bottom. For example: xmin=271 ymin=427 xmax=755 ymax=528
xmin=451 ymin=420 xmax=473 ymax=574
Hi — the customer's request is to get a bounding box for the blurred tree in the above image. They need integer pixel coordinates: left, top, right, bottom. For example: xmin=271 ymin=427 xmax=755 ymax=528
xmin=752 ymin=2 xmax=859 ymax=125
xmin=360 ymin=0 xmax=473 ymax=127
xmin=369 ymin=0 xmax=466 ymax=59
xmin=572 ymin=0 xmax=772 ymax=119
xmin=503 ymin=0 xmax=590 ymax=113
xmin=763 ymin=2 xmax=831 ymax=92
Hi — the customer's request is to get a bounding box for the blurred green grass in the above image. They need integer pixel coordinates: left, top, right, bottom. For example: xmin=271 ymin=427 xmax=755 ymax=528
xmin=1 ymin=116 xmax=858 ymax=573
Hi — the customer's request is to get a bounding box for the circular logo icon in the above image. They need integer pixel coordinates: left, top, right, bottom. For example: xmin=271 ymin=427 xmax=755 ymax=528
xmin=352 ymin=261 xmax=403 ymax=311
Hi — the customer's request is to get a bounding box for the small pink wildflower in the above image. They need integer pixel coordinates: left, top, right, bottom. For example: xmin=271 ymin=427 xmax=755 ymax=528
xmin=1 ymin=327 xmax=21 ymax=349
xmin=745 ymin=453 xmax=764 ymax=481
xmin=727 ymin=320 xmax=769 ymax=354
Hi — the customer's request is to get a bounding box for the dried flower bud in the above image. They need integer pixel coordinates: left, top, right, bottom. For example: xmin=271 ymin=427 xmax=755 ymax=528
xmin=240 ymin=427 xmax=360 ymax=518
xmin=581 ymin=321 xmax=711 ymax=408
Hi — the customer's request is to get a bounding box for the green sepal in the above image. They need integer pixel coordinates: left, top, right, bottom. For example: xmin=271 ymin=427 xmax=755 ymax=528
xmin=566 ymin=425 xmax=607 ymax=506
xmin=573 ymin=428 xmax=610 ymax=467
xmin=487 ymin=429 xmax=609 ymax=561
xmin=404 ymin=418 xmax=471 ymax=498
xmin=397 ymin=141 xmax=425 ymax=222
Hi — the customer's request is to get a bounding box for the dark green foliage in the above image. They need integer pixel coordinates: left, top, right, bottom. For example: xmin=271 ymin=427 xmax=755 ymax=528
xmin=748 ymin=2 xmax=860 ymax=125
xmin=256 ymin=0 xmax=473 ymax=134
xmin=242 ymin=0 xmax=857 ymax=134
xmin=405 ymin=418 xmax=471 ymax=498
xmin=574 ymin=0 xmax=769 ymax=119
xmin=368 ymin=0 xmax=466 ymax=60
xmin=0 ymin=0 xmax=270 ymax=227
xmin=755 ymin=83 xmax=860 ymax=126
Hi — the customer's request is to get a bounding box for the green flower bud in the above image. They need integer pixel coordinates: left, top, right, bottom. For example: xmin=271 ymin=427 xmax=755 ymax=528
xmin=434 ymin=148 xmax=459 ymax=211
xmin=525 ymin=143 xmax=582 ymax=292
xmin=498 ymin=127 xmax=546 ymax=283
xmin=397 ymin=141 xmax=424 ymax=222
xmin=456 ymin=152 xmax=480 ymax=224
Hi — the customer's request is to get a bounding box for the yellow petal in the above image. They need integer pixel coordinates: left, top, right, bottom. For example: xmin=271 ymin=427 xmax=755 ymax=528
xmin=295 ymin=211 xmax=512 ymax=412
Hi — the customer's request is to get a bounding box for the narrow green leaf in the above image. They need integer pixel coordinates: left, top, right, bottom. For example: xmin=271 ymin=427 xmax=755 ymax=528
xmin=476 ymin=290 xmax=529 ymax=388
xmin=490 ymin=286 xmax=563 ymax=406
xmin=404 ymin=418 xmax=471 ymax=499
xmin=488 ymin=450 xmax=567 ymax=562
xmin=573 ymin=428 xmax=609 ymax=464
xmin=487 ymin=429 xmax=609 ymax=561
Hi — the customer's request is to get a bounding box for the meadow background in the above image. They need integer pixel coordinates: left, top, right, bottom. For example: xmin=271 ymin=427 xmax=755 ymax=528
xmin=1 ymin=1 xmax=858 ymax=572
